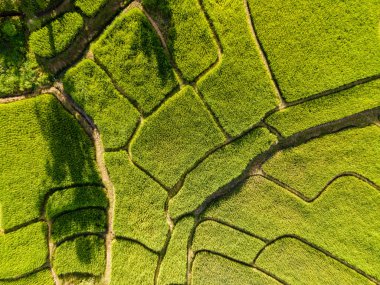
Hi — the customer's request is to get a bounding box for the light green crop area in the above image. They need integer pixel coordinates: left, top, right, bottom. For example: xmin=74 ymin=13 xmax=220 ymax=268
xmin=131 ymin=86 xmax=225 ymax=188
xmin=249 ymin=0 xmax=380 ymax=101
xmin=64 ymin=59 xmax=140 ymax=149
xmin=192 ymin=220 xmax=266 ymax=263
xmin=111 ymin=239 xmax=158 ymax=285
xmin=105 ymin=151 xmax=168 ymax=251
xmin=29 ymin=12 xmax=84 ymax=58
xmin=206 ymin=175 xmax=380 ymax=280
xmin=267 ymin=79 xmax=380 ymax=136
xmin=0 ymin=270 xmax=54 ymax=285
xmin=198 ymin=0 xmax=277 ymax=135
xmin=0 ymin=223 xmax=48 ymax=279
xmin=91 ymin=8 xmax=178 ymax=114
xmin=263 ymin=126 xmax=380 ymax=198
xmin=75 ymin=0 xmax=107 ymax=17
xmin=256 ymin=238 xmax=372 ymax=285
xmin=192 ymin=252 xmax=281 ymax=285
xmin=0 ymin=95 xmax=100 ymax=229
xmin=169 ymin=127 xmax=276 ymax=217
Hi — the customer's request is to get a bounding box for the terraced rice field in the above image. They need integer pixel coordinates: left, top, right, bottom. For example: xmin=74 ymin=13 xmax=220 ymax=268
xmin=0 ymin=0 xmax=379 ymax=284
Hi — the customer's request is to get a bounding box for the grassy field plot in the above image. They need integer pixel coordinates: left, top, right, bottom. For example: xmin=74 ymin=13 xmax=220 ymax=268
xmin=105 ymin=151 xmax=168 ymax=251
xmin=266 ymin=79 xmax=380 ymax=136
xmin=29 ymin=12 xmax=84 ymax=58
xmin=0 ymin=270 xmax=54 ymax=285
xmin=249 ymin=0 xmax=380 ymax=101
xmin=111 ymin=239 xmax=158 ymax=285
xmin=263 ymin=126 xmax=380 ymax=198
xmin=0 ymin=94 xmax=100 ymax=229
xmin=64 ymin=59 xmax=140 ymax=149
xmin=143 ymin=0 xmax=218 ymax=81
xmin=197 ymin=0 xmax=277 ymax=135
xmin=131 ymin=86 xmax=224 ymax=187
xmin=91 ymin=8 xmax=178 ymax=114
xmin=0 ymin=222 xmax=48 ymax=279
xmin=256 ymin=237 xmax=373 ymax=285
xmin=206 ymin=174 xmax=380 ymax=280
xmin=169 ymin=127 xmax=276 ymax=217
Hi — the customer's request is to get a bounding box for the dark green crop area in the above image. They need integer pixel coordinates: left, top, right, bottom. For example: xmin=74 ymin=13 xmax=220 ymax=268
xmin=0 ymin=0 xmax=379 ymax=284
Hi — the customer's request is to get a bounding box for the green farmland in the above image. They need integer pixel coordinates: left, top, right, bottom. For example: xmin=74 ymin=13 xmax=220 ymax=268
xmin=0 ymin=0 xmax=379 ymax=284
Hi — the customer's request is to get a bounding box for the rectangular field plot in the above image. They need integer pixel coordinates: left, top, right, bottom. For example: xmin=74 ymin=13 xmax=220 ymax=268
xmin=197 ymin=0 xmax=277 ymax=135
xmin=249 ymin=0 xmax=380 ymax=101
xmin=91 ymin=8 xmax=178 ymax=114
xmin=266 ymin=79 xmax=380 ymax=136
xmin=143 ymin=0 xmax=218 ymax=81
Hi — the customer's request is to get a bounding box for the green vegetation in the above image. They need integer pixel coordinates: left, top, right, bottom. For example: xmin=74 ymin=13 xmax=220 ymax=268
xmin=198 ymin=0 xmax=277 ymax=136
xmin=51 ymin=209 xmax=107 ymax=243
xmin=111 ymin=239 xmax=158 ymax=285
xmin=206 ymin=175 xmax=380 ymax=279
xmin=0 ymin=270 xmax=54 ymax=285
xmin=131 ymin=86 xmax=225 ymax=187
xmin=0 ymin=223 xmax=47 ymax=279
xmin=256 ymin=238 xmax=372 ymax=285
xmin=192 ymin=252 xmax=280 ymax=285
xmin=75 ymin=0 xmax=107 ymax=17
xmin=0 ymin=0 xmax=61 ymax=15
xmin=63 ymin=59 xmax=140 ymax=149
xmin=192 ymin=220 xmax=265 ymax=263
xmin=29 ymin=12 xmax=84 ymax=58
xmin=0 ymin=95 xmax=100 ymax=229
xmin=158 ymin=217 xmax=194 ymax=285
xmin=263 ymin=126 xmax=380 ymax=198
xmin=267 ymin=80 xmax=380 ymax=136
xmin=169 ymin=128 xmax=276 ymax=217
xmin=53 ymin=236 xmax=106 ymax=276
xmin=46 ymin=186 xmax=108 ymax=219
xmin=104 ymin=151 xmax=168 ymax=251
xmin=249 ymin=0 xmax=380 ymax=101
xmin=91 ymin=8 xmax=178 ymax=114
xmin=144 ymin=0 xmax=218 ymax=81
xmin=0 ymin=17 xmax=49 ymax=96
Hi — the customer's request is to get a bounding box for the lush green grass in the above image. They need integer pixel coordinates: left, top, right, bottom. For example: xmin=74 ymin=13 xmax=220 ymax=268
xmin=75 ymin=0 xmax=107 ymax=17
xmin=29 ymin=12 xmax=84 ymax=58
xmin=266 ymin=80 xmax=380 ymax=136
xmin=256 ymin=238 xmax=372 ymax=285
xmin=0 ymin=270 xmax=54 ymax=285
xmin=249 ymin=0 xmax=380 ymax=101
xmin=0 ymin=223 xmax=48 ymax=278
xmin=206 ymin=175 xmax=380 ymax=279
xmin=131 ymin=86 xmax=225 ymax=187
xmin=144 ymin=0 xmax=218 ymax=81
xmin=53 ymin=236 xmax=105 ymax=276
xmin=192 ymin=251 xmax=280 ymax=285
xmin=46 ymin=186 xmax=108 ymax=220
xmin=104 ymin=151 xmax=168 ymax=251
xmin=91 ymin=8 xmax=178 ymax=114
xmin=192 ymin=220 xmax=265 ymax=263
xmin=169 ymin=128 xmax=276 ymax=217
xmin=0 ymin=17 xmax=49 ymax=96
xmin=0 ymin=95 xmax=100 ymax=229
xmin=63 ymin=59 xmax=140 ymax=149
xmin=263 ymin=126 xmax=380 ymax=198
xmin=51 ymin=209 xmax=106 ymax=243
xmin=197 ymin=0 xmax=277 ymax=136
xmin=158 ymin=217 xmax=194 ymax=285
xmin=111 ymin=239 xmax=158 ymax=285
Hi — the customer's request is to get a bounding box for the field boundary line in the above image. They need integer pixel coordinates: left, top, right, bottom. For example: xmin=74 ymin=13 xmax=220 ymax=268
xmin=244 ymin=0 xmax=287 ymax=108
xmin=0 ymin=264 xmax=50 ymax=282
xmin=115 ymin=236 xmax=160 ymax=255
xmin=3 ymin=218 xmax=41 ymax=234
xmin=252 ymin=235 xmax=380 ymax=284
